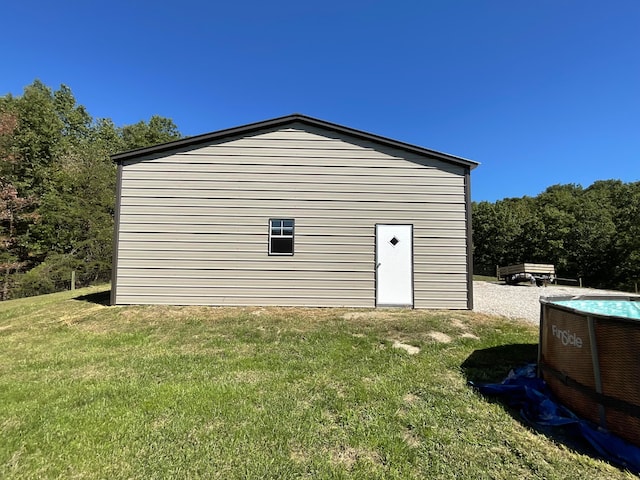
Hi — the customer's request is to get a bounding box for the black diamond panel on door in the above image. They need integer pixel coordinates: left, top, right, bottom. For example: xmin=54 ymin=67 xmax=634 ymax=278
xmin=389 ymin=237 xmax=399 ymax=246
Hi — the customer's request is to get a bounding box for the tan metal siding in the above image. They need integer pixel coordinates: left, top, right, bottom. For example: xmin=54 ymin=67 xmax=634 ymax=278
xmin=122 ymin=183 xmax=462 ymax=200
xmin=114 ymin=126 xmax=470 ymax=308
xmin=118 ymin=209 xmax=465 ymax=222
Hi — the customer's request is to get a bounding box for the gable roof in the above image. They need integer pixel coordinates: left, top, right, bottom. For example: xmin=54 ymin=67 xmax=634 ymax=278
xmin=111 ymin=113 xmax=479 ymax=170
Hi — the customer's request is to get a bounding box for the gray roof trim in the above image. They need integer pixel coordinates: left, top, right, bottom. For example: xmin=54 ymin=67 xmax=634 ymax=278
xmin=111 ymin=113 xmax=479 ymax=169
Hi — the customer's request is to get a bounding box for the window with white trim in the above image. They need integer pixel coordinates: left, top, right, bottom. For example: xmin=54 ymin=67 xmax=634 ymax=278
xmin=269 ymin=219 xmax=294 ymax=255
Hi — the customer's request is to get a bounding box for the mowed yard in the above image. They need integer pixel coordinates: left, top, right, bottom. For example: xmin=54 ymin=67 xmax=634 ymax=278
xmin=0 ymin=286 xmax=635 ymax=479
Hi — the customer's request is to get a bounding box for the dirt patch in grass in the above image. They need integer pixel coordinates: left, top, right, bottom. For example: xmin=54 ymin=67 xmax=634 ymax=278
xmin=289 ymin=445 xmax=309 ymax=463
xmin=402 ymin=428 xmax=421 ymax=448
xmin=461 ymin=332 xmax=480 ymax=340
xmin=342 ymin=311 xmax=395 ymax=321
xmin=392 ymin=341 xmax=421 ymax=355
xmin=449 ymin=317 xmax=467 ymax=329
xmin=427 ymin=331 xmax=452 ymax=343
xmin=403 ymin=393 xmax=419 ymax=404
xmin=328 ymin=445 xmax=382 ymax=470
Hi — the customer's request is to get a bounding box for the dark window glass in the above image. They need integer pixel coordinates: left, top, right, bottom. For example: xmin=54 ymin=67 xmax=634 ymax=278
xmin=269 ymin=219 xmax=294 ymax=255
xmin=271 ymin=237 xmax=293 ymax=254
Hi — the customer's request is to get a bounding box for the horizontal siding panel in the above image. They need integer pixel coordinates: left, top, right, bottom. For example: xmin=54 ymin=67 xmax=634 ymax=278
xmin=117 ymin=217 xmax=466 ymax=230
xmin=119 ymin=203 xmax=465 ymax=216
xmin=116 ymin=230 xmax=367 ymax=240
xmin=122 ymin=163 xmax=457 ymax=178
xmin=121 ymin=182 xmax=463 ymax=200
xmin=117 ymin=228 xmax=373 ymax=239
xmin=414 ymin=272 xmax=468 ymax=282
xmin=224 ymin=132 xmax=381 ymax=145
xmin=128 ymin=155 xmax=459 ymax=171
xmin=116 ymin=217 xmax=466 ymax=232
xmin=117 ymin=240 xmax=371 ymax=252
xmin=414 ymin=289 xmax=468 ymax=299
xmin=414 ymin=283 xmax=468 ymax=293
xmin=127 ymin=151 xmax=461 ymax=168
xmin=117 ymin=242 xmax=465 ymax=257
xmin=119 ymin=197 xmax=464 ymax=210
xmin=117 ymin=286 xmax=372 ymax=298
xmin=123 ymin=169 xmax=462 ymax=186
xmin=117 ymin=277 xmax=373 ymax=289
xmin=116 ymin=221 xmax=466 ymax=240
xmin=416 ymin=300 xmax=468 ymax=309
xmin=122 ymin=175 xmax=462 ymax=191
xmin=117 ymin=259 xmax=373 ymax=270
xmin=117 ymin=268 xmax=372 ymax=281
xmin=115 ymin=258 xmax=466 ymax=272
xmin=121 ymin=213 xmax=456 ymax=224
xmin=138 ymin=147 xmax=446 ymax=162
xmin=157 ymin=146 xmax=414 ymax=160
xmin=211 ymin=129 xmax=435 ymax=151
xmin=418 ymin=256 xmax=467 ymax=266
xmin=117 ymin=250 xmax=373 ymax=262
xmin=229 ymin=151 xmax=435 ymax=166
xmin=225 ymin=138 xmax=380 ymax=150
xmin=418 ymin=264 xmax=468 ymax=274
xmin=120 ymin=214 xmax=465 ymax=229
xmin=116 ymin=295 xmax=374 ymax=307
xmin=117 ymin=232 xmax=467 ymax=247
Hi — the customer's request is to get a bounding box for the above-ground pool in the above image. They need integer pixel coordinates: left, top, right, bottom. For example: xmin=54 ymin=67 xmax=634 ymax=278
xmin=539 ymin=295 xmax=640 ymax=447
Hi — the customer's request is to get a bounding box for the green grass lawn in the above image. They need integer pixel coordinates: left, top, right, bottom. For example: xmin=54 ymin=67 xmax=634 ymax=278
xmin=0 ymin=286 xmax=634 ymax=479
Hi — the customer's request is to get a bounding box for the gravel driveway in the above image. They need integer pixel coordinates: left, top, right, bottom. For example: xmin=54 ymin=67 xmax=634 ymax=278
xmin=472 ymin=281 xmax=621 ymax=323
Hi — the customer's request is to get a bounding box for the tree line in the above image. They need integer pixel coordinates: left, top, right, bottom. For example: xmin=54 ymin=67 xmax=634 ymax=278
xmin=0 ymin=80 xmax=181 ymax=299
xmin=2 ymin=80 xmax=638 ymax=299
xmin=473 ymin=181 xmax=640 ymax=291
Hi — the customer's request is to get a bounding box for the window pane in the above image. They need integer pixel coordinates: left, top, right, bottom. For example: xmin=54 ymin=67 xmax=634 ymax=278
xmin=270 ymin=219 xmax=282 ymax=236
xmin=282 ymin=219 xmax=294 ymax=236
xmin=271 ymin=237 xmax=293 ymax=254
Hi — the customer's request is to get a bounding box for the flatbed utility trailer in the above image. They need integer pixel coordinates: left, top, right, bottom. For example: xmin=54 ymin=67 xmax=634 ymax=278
xmin=497 ymin=263 xmax=556 ymax=286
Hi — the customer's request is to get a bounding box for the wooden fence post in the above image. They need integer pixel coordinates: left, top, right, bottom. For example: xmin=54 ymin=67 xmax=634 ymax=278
xmin=71 ymin=271 xmax=76 ymax=291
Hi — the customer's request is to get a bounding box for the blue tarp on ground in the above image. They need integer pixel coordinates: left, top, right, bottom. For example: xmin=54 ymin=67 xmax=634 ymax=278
xmin=469 ymin=364 xmax=640 ymax=474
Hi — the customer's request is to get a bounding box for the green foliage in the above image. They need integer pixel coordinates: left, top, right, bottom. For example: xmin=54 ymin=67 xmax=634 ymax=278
xmin=121 ymin=115 xmax=181 ymax=150
xmin=13 ymin=254 xmax=80 ymax=296
xmin=0 ymin=80 xmax=182 ymax=299
xmin=473 ymin=181 xmax=640 ymax=291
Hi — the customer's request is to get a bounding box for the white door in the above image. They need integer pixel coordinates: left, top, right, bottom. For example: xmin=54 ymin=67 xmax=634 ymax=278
xmin=376 ymin=224 xmax=413 ymax=307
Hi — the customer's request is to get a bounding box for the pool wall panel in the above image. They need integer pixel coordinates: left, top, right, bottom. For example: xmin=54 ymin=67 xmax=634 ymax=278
xmin=539 ymin=295 xmax=640 ymax=447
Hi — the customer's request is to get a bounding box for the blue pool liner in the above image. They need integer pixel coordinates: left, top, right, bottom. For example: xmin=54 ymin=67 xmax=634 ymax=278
xmin=470 ymin=364 xmax=640 ymax=474
xmin=552 ymin=299 xmax=640 ymax=320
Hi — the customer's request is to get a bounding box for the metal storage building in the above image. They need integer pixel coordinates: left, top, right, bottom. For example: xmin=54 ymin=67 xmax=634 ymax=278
xmin=111 ymin=114 xmax=478 ymax=308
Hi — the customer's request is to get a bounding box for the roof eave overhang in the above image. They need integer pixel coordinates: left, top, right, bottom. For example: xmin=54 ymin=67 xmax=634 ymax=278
xmin=111 ymin=113 xmax=479 ymax=170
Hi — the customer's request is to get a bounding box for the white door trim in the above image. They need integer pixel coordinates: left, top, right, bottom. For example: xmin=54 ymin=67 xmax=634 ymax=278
xmin=375 ymin=224 xmax=414 ymax=307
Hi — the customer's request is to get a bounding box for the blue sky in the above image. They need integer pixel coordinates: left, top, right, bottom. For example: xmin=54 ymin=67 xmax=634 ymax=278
xmin=3 ymin=1 xmax=639 ymax=202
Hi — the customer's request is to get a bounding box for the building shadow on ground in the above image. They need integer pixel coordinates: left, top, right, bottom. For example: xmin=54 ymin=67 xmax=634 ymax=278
xmin=74 ymin=290 xmax=111 ymax=306
xmin=461 ymin=343 xmax=538 ymax=383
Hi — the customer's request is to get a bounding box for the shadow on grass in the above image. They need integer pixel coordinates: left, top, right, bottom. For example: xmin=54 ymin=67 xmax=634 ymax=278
xmin=74 ymin=290 xmax=111 ymax=306
xmin=461 ymin=344 xmax=609 ymax=468
xmin=461 ymin=343 xmax=538 ymax=383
